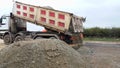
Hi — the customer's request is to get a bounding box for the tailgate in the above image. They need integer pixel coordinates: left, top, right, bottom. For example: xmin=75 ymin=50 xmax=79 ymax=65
xmin=72 ymin=15 xmax=85 ymax=33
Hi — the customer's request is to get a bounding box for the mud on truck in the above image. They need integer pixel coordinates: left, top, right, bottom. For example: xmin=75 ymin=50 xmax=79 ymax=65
xmin=0 ymin=1 xmax=85 ymax=49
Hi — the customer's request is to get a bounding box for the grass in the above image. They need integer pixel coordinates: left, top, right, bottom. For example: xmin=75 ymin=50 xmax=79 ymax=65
xmin=84 ymin=37 xmax=120 ymax=42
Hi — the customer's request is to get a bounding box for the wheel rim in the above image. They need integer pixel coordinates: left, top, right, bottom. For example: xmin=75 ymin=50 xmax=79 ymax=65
xmin=16 ymin=38 xmax=22 ymax=41
xmin=3 ymin=35 xmax=11 ymax=45
xmin=14 ymin=36 xmax=24 ymax=42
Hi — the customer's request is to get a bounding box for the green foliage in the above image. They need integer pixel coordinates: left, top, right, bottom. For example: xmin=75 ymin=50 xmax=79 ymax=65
xmin=84 ymin=37 xmax=120 ymax=42
xmin=84 ymin=27 xmax=120 ymax=38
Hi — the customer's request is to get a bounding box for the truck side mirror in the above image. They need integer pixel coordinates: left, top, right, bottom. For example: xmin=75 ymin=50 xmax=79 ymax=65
xmin=0 ymin=17 xmax=5 ymax=25
xmin=0 ymin=18 xmax=2 ymax=24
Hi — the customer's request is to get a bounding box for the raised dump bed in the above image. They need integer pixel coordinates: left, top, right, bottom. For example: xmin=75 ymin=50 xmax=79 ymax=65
xmin=13 ymin=1 xmax=85 ymax=35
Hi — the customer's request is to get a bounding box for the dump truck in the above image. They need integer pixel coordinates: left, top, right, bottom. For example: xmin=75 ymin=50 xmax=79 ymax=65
xmin=0 ymin=1 xmax=85 ymax=49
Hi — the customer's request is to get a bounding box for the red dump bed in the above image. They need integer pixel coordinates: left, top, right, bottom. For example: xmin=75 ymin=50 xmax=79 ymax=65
xmin=12 ymin=1 xmax=84 ymax=34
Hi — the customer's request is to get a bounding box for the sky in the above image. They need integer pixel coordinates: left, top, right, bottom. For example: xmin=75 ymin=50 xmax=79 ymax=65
xmin=0 ymin=0 xmax=120 ymax=30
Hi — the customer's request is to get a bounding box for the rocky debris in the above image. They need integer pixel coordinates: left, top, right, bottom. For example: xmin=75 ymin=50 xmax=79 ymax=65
xmin=0 ymin=39 xmax=86 ymax=68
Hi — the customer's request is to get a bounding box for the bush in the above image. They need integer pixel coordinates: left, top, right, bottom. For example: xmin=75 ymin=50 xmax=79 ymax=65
xmin=84 ymin=27 xmax=120 ymax=38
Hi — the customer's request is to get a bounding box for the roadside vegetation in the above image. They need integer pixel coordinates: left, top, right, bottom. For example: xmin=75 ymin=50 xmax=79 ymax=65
xmin=83 ymin=27 xmax=120 ymax=42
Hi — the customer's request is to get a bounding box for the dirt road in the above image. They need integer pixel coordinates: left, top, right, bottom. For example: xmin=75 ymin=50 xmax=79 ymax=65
xmin=82 ymin=41 xmax=120 ymax=68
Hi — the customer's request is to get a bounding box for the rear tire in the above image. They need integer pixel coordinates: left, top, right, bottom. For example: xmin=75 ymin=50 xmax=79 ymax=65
xmin=14 ymin=35 xmax=24 ymax=42
xmin=34 ymin=37 xmax=43 ymax=39
xmin=49 ymin=37 xmax=57 ymax=39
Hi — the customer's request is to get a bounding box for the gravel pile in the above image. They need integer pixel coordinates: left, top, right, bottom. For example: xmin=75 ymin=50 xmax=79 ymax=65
xmin=0 ymin=39 xmax=86 ymax=68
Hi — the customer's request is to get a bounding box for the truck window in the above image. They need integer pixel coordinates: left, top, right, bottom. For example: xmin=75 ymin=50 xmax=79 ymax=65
xmin=0 ymin=17 xmax=8 ymax=30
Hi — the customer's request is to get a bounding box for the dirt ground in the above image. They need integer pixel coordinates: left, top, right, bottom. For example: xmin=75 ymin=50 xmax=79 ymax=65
xmin=0 ymin=39 xmax=120 ymax=68
xmin=81 ymin=41 xmax=120 ymax=68
xmin=0 ymin=39 xmax=5 ymax=50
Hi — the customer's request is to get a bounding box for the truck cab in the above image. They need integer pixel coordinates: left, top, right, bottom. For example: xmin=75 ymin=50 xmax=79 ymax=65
xmin=0 ymin=14 xmax=27 ymax=44
xmin=0 ymin=14 xmax=59 ymax=45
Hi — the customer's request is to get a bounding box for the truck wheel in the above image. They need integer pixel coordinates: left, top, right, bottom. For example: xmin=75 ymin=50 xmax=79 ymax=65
xmin=3 ymin=34 xmax=13 ymax=45
xmin=49 ymin=37 xmax=57 ymax=39
xmin=34 ymin=37 xmax=43 ymax=39
xmin=14 ymin=36 xmax=24 ymax=42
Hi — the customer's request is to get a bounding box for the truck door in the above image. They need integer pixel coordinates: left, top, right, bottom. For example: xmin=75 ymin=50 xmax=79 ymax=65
xmin=9 ymin=17 xmax=27 ymax=33
xmin=0 ymin=16 xmax=9 ymax=31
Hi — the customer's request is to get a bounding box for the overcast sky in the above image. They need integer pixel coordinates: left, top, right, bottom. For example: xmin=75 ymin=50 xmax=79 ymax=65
xmin=0 ymin=0 xmax=120 ymax=29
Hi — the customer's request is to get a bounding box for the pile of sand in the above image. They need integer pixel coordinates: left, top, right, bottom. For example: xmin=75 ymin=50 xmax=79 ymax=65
xmin=0 ymin=39 xmax=86 ymax=68
xmin=77 ymin=46 xmax=93 ymax=68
